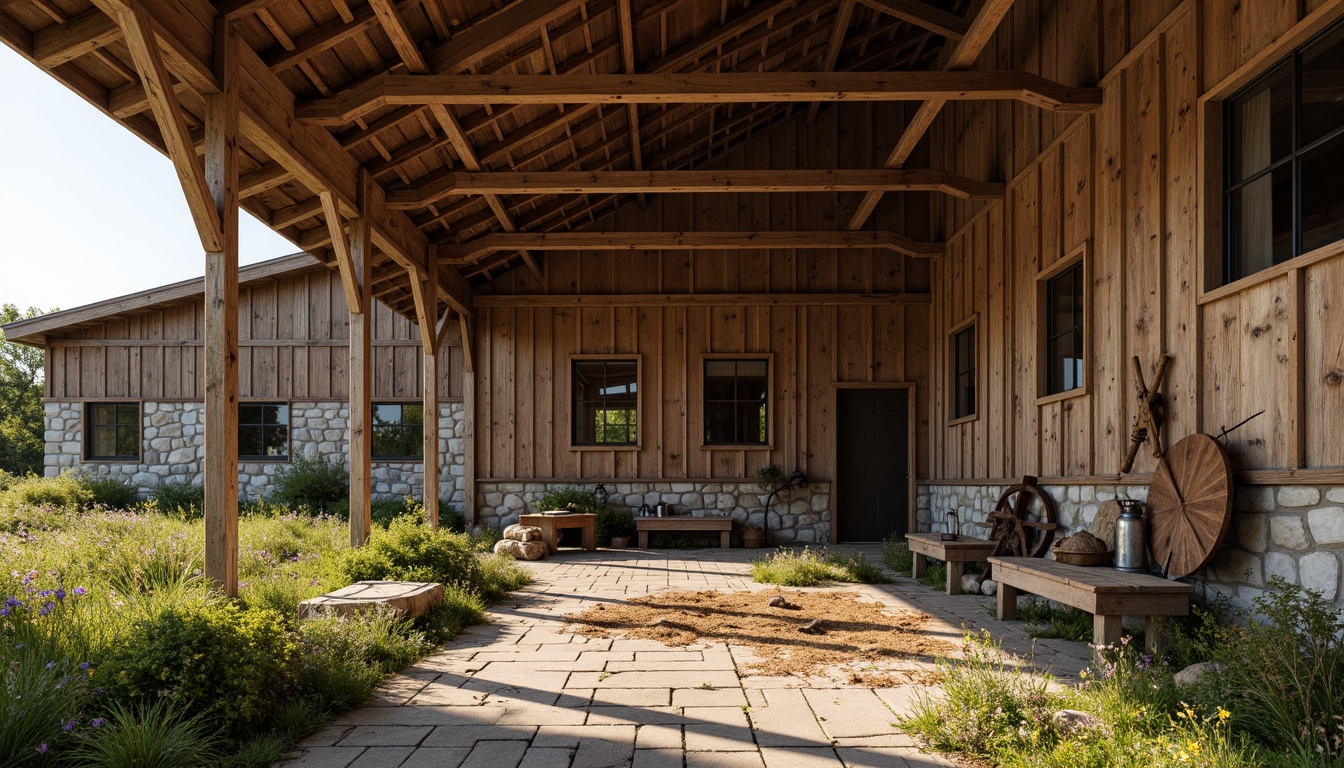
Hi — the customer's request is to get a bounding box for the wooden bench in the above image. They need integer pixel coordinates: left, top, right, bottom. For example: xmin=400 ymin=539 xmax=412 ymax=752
xmin=636 ymin=516 xmax=732 ymax=549
xmin=518 ymin=513 xmax=597 ymax=554
xmin=906 ymin=533 xmax=998 ymax=594
xmin=990 ymin=556 xmax=1193 ymax=655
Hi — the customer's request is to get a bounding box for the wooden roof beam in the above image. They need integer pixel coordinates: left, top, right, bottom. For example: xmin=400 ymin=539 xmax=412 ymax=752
xmin=388 ymin=169 xmax=1003 ymax=209
xmin=806 ymin=0 xmax=854 ymax=125
xmin=437 ymin=231 xmax=944 ymax=262
xmin=33 ymin=7 xmax=120 ymax=65
xmin=847 ymin=0 xmax=1015 ymax=230
xmin=854 ymin=0 xmax=969 ymax=40
xmin=297 ymin=71 xmax=1102 ymax=125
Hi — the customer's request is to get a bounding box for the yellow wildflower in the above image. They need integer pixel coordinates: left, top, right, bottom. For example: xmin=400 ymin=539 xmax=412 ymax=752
xmin=1218 ymin=707 xmax=1231 ymax=722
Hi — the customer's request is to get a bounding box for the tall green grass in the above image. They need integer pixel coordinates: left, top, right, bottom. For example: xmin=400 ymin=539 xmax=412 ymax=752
xmin=750 ymin=546 xmax=891 ymax=586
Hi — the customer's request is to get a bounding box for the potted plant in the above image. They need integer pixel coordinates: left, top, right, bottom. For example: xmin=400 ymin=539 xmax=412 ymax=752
xmin=596 ymin=506 xmax=635 ymax=548
xmin=741 ymin=524 xmax=765 ymax=548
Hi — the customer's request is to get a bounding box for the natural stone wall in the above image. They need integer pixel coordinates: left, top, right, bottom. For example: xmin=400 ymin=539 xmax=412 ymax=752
xmin=475 ymin=481 xmax=832 ymax=544
xmin=43 ymin=400 xmax=466 ymax=506
xmin=918 ymin=483 xmax=1344 ymax=610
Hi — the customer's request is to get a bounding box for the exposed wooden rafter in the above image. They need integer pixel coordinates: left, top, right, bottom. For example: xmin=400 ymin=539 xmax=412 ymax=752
xmin=847 ymin=0 xmax=1015 ymax=230
xmin=436 ymin=230 xmax=945 ymax=262
xmin=33 ymin=7 xmax=119 ymax=65
xmin=298 ymin=71 xmax=1103 ymax=125
xmin=806 ymin=0 xmax=855 ymax=125
xmin=855 ymin=0 xmax=969 ymax=40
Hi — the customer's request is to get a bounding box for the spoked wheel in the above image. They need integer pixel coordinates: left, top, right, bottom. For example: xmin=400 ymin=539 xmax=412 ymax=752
xmin=976 ymin=476 xmax=1059 ymax=581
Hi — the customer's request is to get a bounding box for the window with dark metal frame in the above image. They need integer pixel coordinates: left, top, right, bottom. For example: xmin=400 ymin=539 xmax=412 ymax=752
xmin=239 ymin=403 xmax=290 ymax=460
xmin=952 ymin=324 xmax=976 ymax=420
xmin=1044 ymin=263 xmax=1085 ymax=395
xmin=85 ymin=402 xmax=140 ymax=460
xmin=703 ymin=359 xmax=769 ymax=445
xmin=1225 ymin=18 xmax=1344 ymax=283
xmin=572 ymin=360 xmax=639 ymax=446
xmin=372 ymin=403 xmax=424 ymax=459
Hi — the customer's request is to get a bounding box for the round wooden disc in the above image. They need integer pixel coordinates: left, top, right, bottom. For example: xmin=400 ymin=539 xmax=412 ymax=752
xmin=1092 ymin=500 xmax=1122 ymax=550
xmin=1147 ymin=433 xmax=1234 ymax=578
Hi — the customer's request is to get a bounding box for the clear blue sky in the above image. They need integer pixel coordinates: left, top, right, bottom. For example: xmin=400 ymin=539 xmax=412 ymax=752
xmin=0 ymin=44 xmax=297 ymax=314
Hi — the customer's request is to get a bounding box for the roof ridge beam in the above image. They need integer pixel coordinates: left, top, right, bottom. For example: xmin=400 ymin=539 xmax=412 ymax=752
xmin=297 ymin=71 xmax=1102 ymax=125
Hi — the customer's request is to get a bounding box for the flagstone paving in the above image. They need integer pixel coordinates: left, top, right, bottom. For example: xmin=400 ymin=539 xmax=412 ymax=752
xmin=282 ymin=545 xmax=1092 ymax=768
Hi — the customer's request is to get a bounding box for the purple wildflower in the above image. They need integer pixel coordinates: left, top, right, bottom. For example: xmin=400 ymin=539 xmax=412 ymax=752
xmin=63 ymin=719 xmax=76 ymax=732
xmin=5 ymin=597 xmax=21 ymax=608
xmin=0 ymin=608 xmax=8 ymax=617
xmin=80 ymin=662 xmax=90 ymax=671
xmin=36 ymin=743 xmax=47 ymax=754
xmin=54 ymin=589 xmax=66 ymax=600
xmin=72 ymin=587 xmax=86 ymax=596
xmin=91 ymin=718 xmax=105 ymax=728
xmin=45 ymin=662 xmax=56 ymax=669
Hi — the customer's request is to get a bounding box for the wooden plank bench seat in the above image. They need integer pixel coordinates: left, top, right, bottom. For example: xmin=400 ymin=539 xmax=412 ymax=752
xmin=990 ymin=556 xmax=1193 ymax=655
xmin=906 ymin=533 xmax=998 ymax=594
xmin=636 ymin=516 xmax=733 ymax=549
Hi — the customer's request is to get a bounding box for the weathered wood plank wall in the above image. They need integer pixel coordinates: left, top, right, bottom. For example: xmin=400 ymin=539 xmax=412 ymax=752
xmin=474 ymin=103 xmax=932 ymax=483
xmin=927 ymin=0 xmax=1344 ymax=482
xmin=45 ymin=266 xmax=463 ymax=401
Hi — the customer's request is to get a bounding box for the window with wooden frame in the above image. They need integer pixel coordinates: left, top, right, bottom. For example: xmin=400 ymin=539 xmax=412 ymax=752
xmin=1038 ymin=248 xmax=1088 ymax=400
xmin=372 ymin=403 xmax=424 ymax=460
xmin=703 ymin=357 xmax=770 ymax=446
xmin=571 ymin=358 xmax=639 ymax=447
xmin=949 ymin=318 xmax=977 ymax=421
xmin=239 ymin=403 xmax=290 ymax=460
xmin=85 ymin=402 xmax=140 ymax=461
xmin=1224 ymin=18 xmax=1344 ymax=283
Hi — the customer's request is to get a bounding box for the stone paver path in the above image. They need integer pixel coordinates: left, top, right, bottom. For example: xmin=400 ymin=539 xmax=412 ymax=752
xmin=284 ymin=546 xmax=1090 ymax=768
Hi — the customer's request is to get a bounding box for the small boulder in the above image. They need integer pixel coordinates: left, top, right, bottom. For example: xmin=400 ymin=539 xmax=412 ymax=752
xmin=1174 ymin=661 xmax=1223 ymax=688
xmin=798 ymin=619 xmax=826 ymax=635
xmin=493 ymin=539 xmax=548 ymax=561
xmin=981 ymin=579 xmax=999 ymax=596
xmin=767 ymin=595 xmax=791 ymax=608
xmin=503 ymin=524 xmax=543 ymax=542
xmin=1052 ymin=709 xmax=1103 ymax=737
xmin=961 ymin=574 xmax=982 ymax=594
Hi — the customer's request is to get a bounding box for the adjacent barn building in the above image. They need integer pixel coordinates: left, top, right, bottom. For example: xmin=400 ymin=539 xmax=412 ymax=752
xmin=2 ymin=0 xmax=1342 ymax=607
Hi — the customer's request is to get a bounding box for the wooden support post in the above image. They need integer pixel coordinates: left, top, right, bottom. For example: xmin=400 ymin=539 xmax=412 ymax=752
xmin=422 ymin=337 xmax=440 ymax=529
xmin=348 ymin=210 xmax=373 ymax=546
xmin=461 ymin=315 xmax=476 ymax=525
xmin=204 ymin=19 xmax=240 ymax=596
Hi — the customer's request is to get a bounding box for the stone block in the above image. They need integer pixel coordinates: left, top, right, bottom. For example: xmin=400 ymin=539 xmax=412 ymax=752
xmin=495 ymin=539 xmax=548 ymax=561
xmin=1235 ymin=514 xmax=1269 ymax=553
xmin=1212 ymin=550 xmax=1262 ymax=586
xmin=1307 ymin=507 xmax=1344 ymax=545
xmin=1264 ymin=552 xmax=1296 ymax=583
xmin=1277 ymin=487 xmax=1320 ymax=508
xmin=1327 ymin=488 xmax=1344 ymax=504
xmin=1270 ymin=516 xmax=1310 ymax=550
xmin=299 ymin=581 xmax=444 ymax=621
xmin=1299 ymin=552 xmax=1340 ymax=601
xmin=1237 ymin=486 xmax=1276 ymax=513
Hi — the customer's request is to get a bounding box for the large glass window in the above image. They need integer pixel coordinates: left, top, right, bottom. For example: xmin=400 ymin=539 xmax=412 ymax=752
xmin=1044 ymin=264 xmax=1085 ymax=395
xmin=1226 ymin=20 xmax=1344 ymax=282
xmin=704 ymin=359 xmax=769 ymax=445
xmin=952 ymin=324 xmax=976 ymax=420
xmin=372 ymin=404 xmax=424 ymax=459
xmin=239 ymin=403 xmax=290 ymax=460
xmin=572 ymin=359 xmax=639 ymax=446
xmin=85 ymin=403 xmax=140 ymax=460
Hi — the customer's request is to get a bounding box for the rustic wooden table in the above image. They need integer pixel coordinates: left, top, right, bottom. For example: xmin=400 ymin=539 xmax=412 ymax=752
xmin=990 ymin=556 xmax=1193 ymax=656
xmin=519 ymin=513 xmax=597 ymax=554
xmin=635 ymin=516 xmax=733 ymax=549
xmin=905 ymin=532 xmax=998 ymax=594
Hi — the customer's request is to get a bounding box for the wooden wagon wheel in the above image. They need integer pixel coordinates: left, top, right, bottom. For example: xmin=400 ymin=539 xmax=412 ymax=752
xmin=975 ymin=476 xmax=1060 ymax=568
xmin=1147 ymin=433 xmax=1234 ymax=579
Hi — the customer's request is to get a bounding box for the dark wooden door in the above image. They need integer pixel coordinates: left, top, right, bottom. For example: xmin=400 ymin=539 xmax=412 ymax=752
xmin=836 ymin=388 xmax=909 ymax=542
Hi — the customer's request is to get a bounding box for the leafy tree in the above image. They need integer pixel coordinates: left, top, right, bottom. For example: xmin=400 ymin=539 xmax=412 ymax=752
xmin=0 ymin=304 xmax=51 ymax=476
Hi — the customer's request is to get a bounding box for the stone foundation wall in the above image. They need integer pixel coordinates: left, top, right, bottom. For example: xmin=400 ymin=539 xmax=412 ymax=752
xmin=918 ymin=482 xmax=1344 ymax=610
xmin=43 ymin=400 xmax=466 ymax=506
xmin=475 ymin=480 xmax=832 ymax=544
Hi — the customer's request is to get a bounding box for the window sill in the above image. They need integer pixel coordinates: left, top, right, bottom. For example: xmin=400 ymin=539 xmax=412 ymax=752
xmin=570 ymin=444 xmax=642 ymax=452
xmin=1199 ymin=238 xmax=1344 ymax=304
xmin=1035 ymin=387 xmax=1088 ymax=407
xmin=701 ymin=444 xmax=774 ymax=451
xmin=947 ymin=413 xmax=979 ymax=427
xmin=372 ymin=456 xmax=426 ymax=462
xmin=239 ymin=457 xmax=291 ymax=464
xmin=83 ymin=457 xmax=141 ymax=464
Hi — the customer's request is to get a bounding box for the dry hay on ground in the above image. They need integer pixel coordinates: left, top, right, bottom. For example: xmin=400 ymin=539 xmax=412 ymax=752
xmin=567 ymin=589 xmax=954 ymax=685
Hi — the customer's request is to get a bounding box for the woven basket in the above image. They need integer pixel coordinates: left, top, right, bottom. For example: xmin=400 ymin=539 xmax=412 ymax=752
xmin=1052 ymin=549 xmax=1113 ymax=567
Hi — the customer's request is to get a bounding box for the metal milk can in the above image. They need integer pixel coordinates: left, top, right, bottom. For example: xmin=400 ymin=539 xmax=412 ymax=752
xmin=1114 ymin=499 xmax=1150 ymax=573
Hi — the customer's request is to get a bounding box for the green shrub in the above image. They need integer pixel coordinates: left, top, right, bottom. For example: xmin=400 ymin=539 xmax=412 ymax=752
xmin=596 ymin=506 xmax=635 ymax=545
xmin=216 ymin=734 xmax=290 ymax=768
xmin=917 ymin=558 xmax=947 ymax=589
xmin=535 ymin=485 xmax=603 ymax=513
xmin=882 ymin=535 xmax=914 ymax=575
xmin=269 ymin=455 xmax=348 ymax=513
xmin=0 ymin=621 xmax=95 ymax=764
xmin=469 ymin=525 xmax=502 ymax=552
xmin=149 ymin=479 xmax=205 ymax=519
xmin=751 ymin=547 xmax=891 ymax=586
xmin=3 ymin=471 xmax=94 ymax=510
xmin=70 ymin=699 xmax=222 ymax=768
xmin=1016 ymin=599 xmax=1095 ymax=643
xmin=0 ymin=468 xmax=17 ymax=492
xmin=297 ymin=608 xmax=427 ymax=712
xmin=78 ymin=474 xmax=139 ymax=509
xmin=420 ymin=583 xmax=489 ymax=643
xmin=100 ymin=599 xmax=298 ymax=736
xmin=474 ymin=552 xmax=532 ymax=602
xmin=341 ymin=516 xmax=480 ymax=586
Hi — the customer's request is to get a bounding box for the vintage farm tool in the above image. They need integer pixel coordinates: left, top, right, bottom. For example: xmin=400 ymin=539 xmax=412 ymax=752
xmin=1121 ymin=353 xmax=1172 ymax=473
xmin=976 ymin=476 xmax=1059 ymax=582
xmin=1146 ymin=433 xmax=1234 ymax=579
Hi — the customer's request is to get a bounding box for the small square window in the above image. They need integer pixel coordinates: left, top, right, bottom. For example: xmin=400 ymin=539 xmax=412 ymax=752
xmin=572 ymin=359 xmax=639 ymax=446
xmin=951 ymin=324 xmax=976 ymax=420
xmin=1043 ymin=263 xmax=1085 ymax=396
xmin=85 ymin=403 xmax=141 ymax=460
xmin=372 ymin=403 xmax=424 ymax=459
xmin=703 ymin=359 xmax=769 ymax=445
xmin=239 ymin=403 xmax=290 ymax=460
